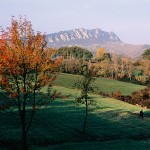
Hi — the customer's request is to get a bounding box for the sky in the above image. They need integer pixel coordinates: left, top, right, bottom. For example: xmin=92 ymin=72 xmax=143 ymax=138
xmin=1 ymin=0 xmax=150 ymax=44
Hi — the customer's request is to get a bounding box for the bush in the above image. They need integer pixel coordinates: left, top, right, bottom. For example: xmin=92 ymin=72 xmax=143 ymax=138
xmin=131 ymin=85 xmax=150 ymax=108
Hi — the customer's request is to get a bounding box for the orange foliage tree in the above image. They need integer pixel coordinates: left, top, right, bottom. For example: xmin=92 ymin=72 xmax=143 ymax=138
xmin=0 ymin=17 xmax=63 ymax=149
xmin=95 ymin=47 xmax=106 ymax=59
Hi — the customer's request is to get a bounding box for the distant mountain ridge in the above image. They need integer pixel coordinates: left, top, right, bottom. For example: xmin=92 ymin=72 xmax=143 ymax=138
xmin=46 ymin=28 xmax=121 ymax=46
xmin=46 ymin=28 xmax=150 ymax=58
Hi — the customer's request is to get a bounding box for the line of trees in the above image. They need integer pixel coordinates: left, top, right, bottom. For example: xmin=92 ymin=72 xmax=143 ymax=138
xmin=58 ymin=46 xmax=150 ymax=85
xmin=94 ymin=48 xmax=150 ymax=84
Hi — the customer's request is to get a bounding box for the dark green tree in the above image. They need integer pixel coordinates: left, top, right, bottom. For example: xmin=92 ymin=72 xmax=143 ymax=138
xmin=75 ymin=64 xmax=96 ymax=133
xmin=142 ymin=48 xmax=150 ymax=60
xmin=57 ymin=46 xmax=93 ymax=60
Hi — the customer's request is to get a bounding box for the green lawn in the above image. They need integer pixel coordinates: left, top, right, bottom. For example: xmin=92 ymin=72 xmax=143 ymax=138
xmin=1 ymin=86 xmax=150 ymax=150
xmin=54 ymin=73 xmax=145 ymax=95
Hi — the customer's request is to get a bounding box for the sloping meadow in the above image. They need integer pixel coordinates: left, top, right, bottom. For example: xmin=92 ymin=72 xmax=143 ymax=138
xmin=54 ymin=73 xmax=145 ymax=95
xmin=1 ymin=74 xmax=150 ymax=150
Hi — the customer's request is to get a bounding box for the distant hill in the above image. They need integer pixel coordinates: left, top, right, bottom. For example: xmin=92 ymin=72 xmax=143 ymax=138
xmin=86 ymin=42 xmax=150 ymax=59
xmin=46 ymin=28 xmax=150 ymax=58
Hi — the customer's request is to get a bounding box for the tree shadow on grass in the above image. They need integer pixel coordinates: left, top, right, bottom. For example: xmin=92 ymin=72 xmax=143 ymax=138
xmin=28 ymin=103 xmax=150 ymax=146
xmin=1 ymin=96 xmax=150 ymax=149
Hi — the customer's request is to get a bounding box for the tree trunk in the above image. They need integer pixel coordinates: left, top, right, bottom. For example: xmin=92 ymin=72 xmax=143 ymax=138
xmin=111 ymin=70 xmax=114 ymax=79
xmin=129 ymin=75 xmax=132 ymax=81
xmin=83 ymin=98 xmax=88 ymax=134
xmin=21 ymin=106 xmax=27 ymax=150
xmin=22 ymin=127 xmax=27 ymax=150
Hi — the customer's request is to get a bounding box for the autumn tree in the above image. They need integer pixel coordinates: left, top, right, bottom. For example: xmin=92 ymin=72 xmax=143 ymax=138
xmin=142 ymin=49 xmax=150 ymax=76
xmin=137 ymin=49 xmax=150 ymax=84
xmin=111 ymin=52 xmax=119 ymax=79
xmin=0 ymin=17 xmax=62 ymax=149
xmin=95 ymin=47 xmax=106 ymax=60
xmin=126 ymin=58 xmax=134 ymax=80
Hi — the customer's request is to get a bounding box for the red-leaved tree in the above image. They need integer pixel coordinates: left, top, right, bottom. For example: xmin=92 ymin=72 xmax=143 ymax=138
xmin=0 ymin=17 xmax=63 ymax=149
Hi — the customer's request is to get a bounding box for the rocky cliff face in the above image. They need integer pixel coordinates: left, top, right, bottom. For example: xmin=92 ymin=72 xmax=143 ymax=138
xmin=46 ymin=28 xmax=150 ymax=58
xmin=46 ymin=28 xmax=121 ymax=47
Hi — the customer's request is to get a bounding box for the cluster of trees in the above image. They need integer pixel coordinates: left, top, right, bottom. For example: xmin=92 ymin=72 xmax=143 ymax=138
xmin=57 ymin=46 xmax=93 ymax=60
xmin=58 ymin=46 xmax=150 ymax=85
xmin=58 ymin=46 xmax=93 ymax=74
xmin=93 ymin=48 xmax=150 ymax=84
xmin=96 ymin=48 xmax=150 ymax=107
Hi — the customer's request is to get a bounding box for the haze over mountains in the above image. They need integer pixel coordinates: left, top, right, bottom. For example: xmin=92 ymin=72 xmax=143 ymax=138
xmin=46 ymin=28 xmax=150 ymax=58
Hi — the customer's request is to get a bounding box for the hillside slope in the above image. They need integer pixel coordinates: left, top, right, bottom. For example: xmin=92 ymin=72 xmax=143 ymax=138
xmin=1 ymin=86 xmax=150 ymax=150
xmin=54 ymin=73 xmax=145 ymax=95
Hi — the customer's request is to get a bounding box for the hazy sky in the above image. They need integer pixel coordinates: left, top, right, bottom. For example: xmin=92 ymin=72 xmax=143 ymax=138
xmin=1 ymin=0 xmax=150 ymax=44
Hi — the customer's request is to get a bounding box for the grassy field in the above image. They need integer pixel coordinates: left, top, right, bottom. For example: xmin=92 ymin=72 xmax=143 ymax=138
xmin=54 ymin=73 xmax=145 ymax=95
xmin=1 ymin=85 xmax=150 ymax=150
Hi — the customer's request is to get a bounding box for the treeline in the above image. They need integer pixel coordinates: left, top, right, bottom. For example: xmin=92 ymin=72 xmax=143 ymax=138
xmin=93 ymin=48 xmax=150 ymax=85
xmin=57 ymin=46 xmax=150 ymax=85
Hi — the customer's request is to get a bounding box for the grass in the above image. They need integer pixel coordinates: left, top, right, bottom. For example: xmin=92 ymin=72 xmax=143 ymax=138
xmin=0 ymin=92 xmax=9 ymax=103
xmin=1 ymin=85 xmax=150 ymax=150
xmin=54 ymin=73 xmax=145 ymax=95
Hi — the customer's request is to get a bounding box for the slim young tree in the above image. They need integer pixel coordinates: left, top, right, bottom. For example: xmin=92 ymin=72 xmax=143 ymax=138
xmin=76 ymin=64 xmax=96 ymax=134
xmin=0 ymin=17 xmax=63 ymax=149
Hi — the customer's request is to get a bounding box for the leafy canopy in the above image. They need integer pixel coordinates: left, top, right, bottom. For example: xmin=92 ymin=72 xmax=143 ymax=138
xmin=0 ymin=17 xmax=63 ymax=109
xmin=57 ymin=46 xmax=93 ymax=60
